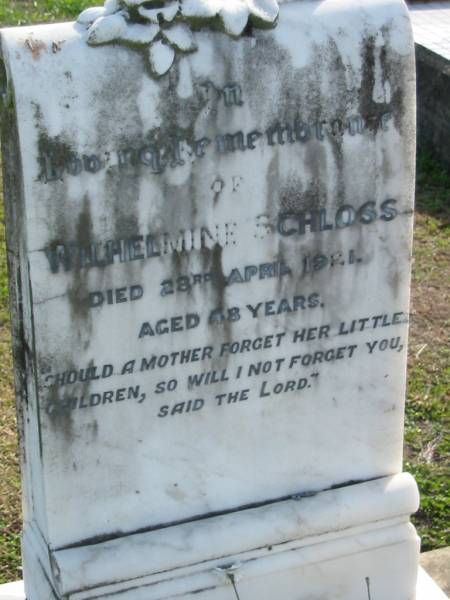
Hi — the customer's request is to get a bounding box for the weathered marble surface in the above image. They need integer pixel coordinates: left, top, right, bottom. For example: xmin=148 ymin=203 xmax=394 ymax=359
xmin=6 ymin=475 xmax=424 ymax=599
xmin=3 ymin=568 xmax=449 ymax=600
xmin=0 ymin=572 xmax=447 ymax=600
xmin=0 ymin=0 xmax=418 ymax=597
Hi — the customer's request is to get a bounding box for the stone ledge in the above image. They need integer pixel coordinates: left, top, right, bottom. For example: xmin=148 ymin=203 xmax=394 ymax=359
xmin=22 ymin=474 xmax=419 ymax=598
xmin=0 ymin=568 xmax=448 ymax=600
xmin=421 ymin=547 xmax=450 ymax=596
xmin=418 ymin=566 xmax=450 ymax=599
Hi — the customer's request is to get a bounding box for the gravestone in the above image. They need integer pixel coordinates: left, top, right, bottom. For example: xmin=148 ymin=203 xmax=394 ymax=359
xmin=0 ymin=0 xmax=420 ymax=598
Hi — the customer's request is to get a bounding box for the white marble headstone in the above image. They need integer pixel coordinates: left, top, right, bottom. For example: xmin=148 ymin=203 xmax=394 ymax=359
xmin=1 ymin=0 xmax=420 ymax=598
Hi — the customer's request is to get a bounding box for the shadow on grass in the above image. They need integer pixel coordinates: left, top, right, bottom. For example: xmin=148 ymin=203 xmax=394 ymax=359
xmin=416 ymin=148 xmax=450 ymax=223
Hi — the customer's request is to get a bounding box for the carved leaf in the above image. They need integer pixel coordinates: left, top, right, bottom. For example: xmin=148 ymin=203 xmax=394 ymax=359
xmin=181 ymin=0 xmax=278 ymax=36
xmin=86 ymin=14 xmax=127 ymax=45
xmin=104 ymin=0 xmax=121 ymax=14
xmin=138 ymin=2 xmax=179 ymax=24
xmin=247 ymin=0 xmax=278 ymax=23
xmin=162 ymin=24 xmax=196 ymax=52
xmin=148 ymin=40 xmax=176 ymax=76
xmin=181 ymin=0 xmax=217 ymax=19
xmin=219 ymin=2 xmax=250 ymax=37
xmin=78 ymin=6 xmax=105 ymax=25
xmin=81 ymin=0 xmax=280 ymax=78
xmin=119 ymin=23 xmax=160 ymax=45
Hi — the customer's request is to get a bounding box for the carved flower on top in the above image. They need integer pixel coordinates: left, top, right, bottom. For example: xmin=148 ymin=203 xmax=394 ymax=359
xmin=78 ymin=0 xmax=279 ymax=77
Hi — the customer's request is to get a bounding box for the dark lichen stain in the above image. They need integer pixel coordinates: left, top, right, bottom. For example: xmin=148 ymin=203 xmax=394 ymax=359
xmin=242 ymin=33 xmax=351 ymax=209
xmin=104 ymin=166 xmax=140 ymax=243
xmin=36 ymin=131 xmax=75 ymax=183
xmin=0 ymin=59 xmax=7 ymax=99
xmin=210 ymin=244 xmax=227 ymax=305
xmin=99 ymin=57 xmax=211 ymax=240
xmin=358 ymin=32 xmax=404 ymax=133
xmin=87 ymin=419 xmax=99 ymax=439
xmin=65 ymin=194 xmax=94 ymax=340
xmin=45 ymin=359 xmax=100 ymax=445
xmin=387 ymin=257 xmax=402 ymax=298
xmin=46 ymin=381 xmax=74 ymax=441
xmin=279 ymin=173 xmax=328 ymax=214
xmin=1 ymin=81 xmax=37 ymax=462
xmin=195 ymin=243 xmax=234 ymax=364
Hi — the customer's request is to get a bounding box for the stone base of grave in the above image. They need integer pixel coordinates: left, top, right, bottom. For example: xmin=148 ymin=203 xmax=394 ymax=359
xmin=421 ymin=547 xmax=450 ymax=596
xmin=1 ymin=569 xmax=448 ymax=600
xmin=1 ymin=474 xmax=427 ymax=600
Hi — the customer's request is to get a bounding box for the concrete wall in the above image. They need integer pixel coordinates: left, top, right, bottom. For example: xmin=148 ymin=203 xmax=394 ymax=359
xmin=416 ymin=44 xmax=450 ymax=168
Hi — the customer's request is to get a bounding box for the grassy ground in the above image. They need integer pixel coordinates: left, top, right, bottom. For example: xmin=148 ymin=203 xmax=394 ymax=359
xmin=0 ymin=170 xmax=21 ymax=583
xmin=0 ymin=0 xmax=93 ymax=26
xmin=405 ymin=155 xmax=450 ymax=551
xmin=0 ymin=1 xmax=449 ymax=585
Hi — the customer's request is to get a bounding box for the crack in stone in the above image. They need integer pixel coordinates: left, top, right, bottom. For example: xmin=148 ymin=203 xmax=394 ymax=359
xmin=227 ymin=573 xmax=242 ymax=600
xmin=366 ymin=576 xmax=372 ymax=600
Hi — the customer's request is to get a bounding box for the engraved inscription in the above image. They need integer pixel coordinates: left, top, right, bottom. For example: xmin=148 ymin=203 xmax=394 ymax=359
xmin=41 ymin=310 xmax=408 ymax=417
xmin=42 ymin=200 xmax=399 ymax=274
xmin=38 ymin=111 xmax=393 ymax=183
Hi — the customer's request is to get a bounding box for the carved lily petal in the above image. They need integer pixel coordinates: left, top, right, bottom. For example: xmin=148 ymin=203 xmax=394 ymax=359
xmin=219 ymin=1 xmax=250 ymax=36
xmin=77 ymin=6 xmax=105 ymax=25
xmin=148 ymin=40 xmax=175 ymax=76
xmin=86 ymin=14 xmax=127 ymax=45
xmin=162 ymin=24 xmax=196 ymax=52
xmin=138 ymin=2 xmax=179 ymax=24
xmin=181 ymin=0 xmax=218 ymax=19
xmin=119 ymin=22 xmax=159 ymax=44
xmin=246 ymin=0 xmax=278 ymax=23
xmin=104 ymin=0 xmax=121 ymax=15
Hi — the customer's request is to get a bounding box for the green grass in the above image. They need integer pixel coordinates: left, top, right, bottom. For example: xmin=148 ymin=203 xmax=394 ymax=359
xmin=0 ymin=0 xmax=95 ymax=27
xmin=405 ymin=153 xmax=450 ymax=552
xmin=0 ymin=180 xmax=8 ymax=326
xmin=0 ymin=168 xmax=20 ymax=583
xmin=0 ymin=0 xmax=449 ymax=583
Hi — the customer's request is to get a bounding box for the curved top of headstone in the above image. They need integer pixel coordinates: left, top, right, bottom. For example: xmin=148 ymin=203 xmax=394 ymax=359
xmin=77 ymin=0 xmax=280 ymax=77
